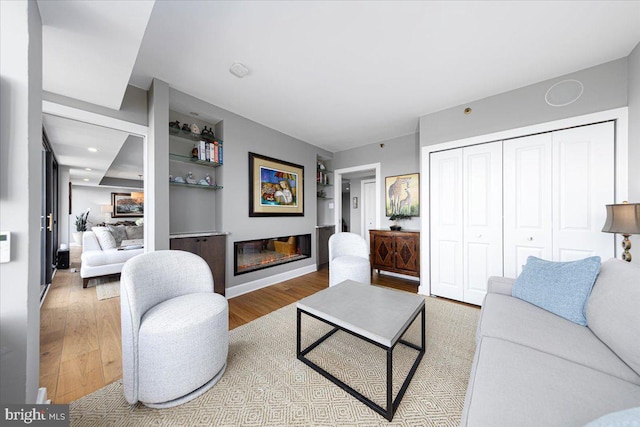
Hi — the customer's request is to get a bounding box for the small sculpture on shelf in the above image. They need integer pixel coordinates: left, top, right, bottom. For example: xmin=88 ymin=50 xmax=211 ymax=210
xmin=201 ymin=126 xmax=215 ymax=139
xmin=185 ymin=171 xmax=197 ymax=185
xmin=192 ymin=144 xmax=198 ymax=158
xmin=169 ymin=120 xmax=181 ymax=131
xmin=169 ymin=174 xmax=174 ymax=182
xmin=190 ymin=123 xmax=200 ymax=135
xmin=205 ymin=173 xmax=213 ymax=185
xmin=181 ymin=123 xmax=190 ymax=132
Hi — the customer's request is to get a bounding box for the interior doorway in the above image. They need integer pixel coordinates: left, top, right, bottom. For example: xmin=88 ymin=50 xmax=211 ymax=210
xmin=333 ymin=163 xmax=382 ymax=237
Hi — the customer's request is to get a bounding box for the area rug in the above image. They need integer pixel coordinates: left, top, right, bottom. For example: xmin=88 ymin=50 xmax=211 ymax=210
xmin=70 ymin=296 xmax=480 ymax=426
xmin=95 ymin=281 xmax=120 ymax=300
xmin=85 ymin=276 xmax=121 ymax=300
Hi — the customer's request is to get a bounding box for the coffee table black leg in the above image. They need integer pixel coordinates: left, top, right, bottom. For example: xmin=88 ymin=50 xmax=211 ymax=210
xmin=387 ymin=347 xmax=393 ymax=421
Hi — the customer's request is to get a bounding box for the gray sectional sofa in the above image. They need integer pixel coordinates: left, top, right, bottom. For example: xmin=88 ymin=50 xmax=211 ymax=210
xmin=461 ymin=258 xmax=640 ymax=426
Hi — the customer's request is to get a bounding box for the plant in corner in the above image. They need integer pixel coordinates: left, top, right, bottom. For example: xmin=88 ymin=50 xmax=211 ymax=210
xmin=75 ymin=208 xmax=91 ymax=232
xmin=72 ymin=208 xmax=91 ymax=246
xmin=389 ymin=213 xmax=411 ymax=231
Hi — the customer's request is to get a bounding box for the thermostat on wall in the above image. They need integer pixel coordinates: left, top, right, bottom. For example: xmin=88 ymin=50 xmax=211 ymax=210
xmin=0 ymin=231 xmax=10 ymax=263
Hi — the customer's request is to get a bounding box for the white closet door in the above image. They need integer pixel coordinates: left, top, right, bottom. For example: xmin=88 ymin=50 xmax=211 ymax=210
xmin=463 ymin=142 xmax=503 ymax=305
xmin=552 ymin=122 xmax=615 ymax=261
xmin=430 ymin=149 xmax=463 ymax=301
xmin=503 ymin=133 xmax=553 ymax=277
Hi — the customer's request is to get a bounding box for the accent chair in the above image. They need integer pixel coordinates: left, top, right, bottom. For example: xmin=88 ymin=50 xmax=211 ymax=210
xmin=120 ymin=250 xmax=228 ymax=408
xmin=328 ymin=232 xmax=371 ymax=286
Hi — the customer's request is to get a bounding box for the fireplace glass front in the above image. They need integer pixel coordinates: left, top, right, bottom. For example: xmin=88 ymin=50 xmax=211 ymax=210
xmin=234 ymin=233 xmax=311 ymax=275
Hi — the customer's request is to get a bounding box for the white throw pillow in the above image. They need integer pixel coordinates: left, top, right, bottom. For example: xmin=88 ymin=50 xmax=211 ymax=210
xmin=92 ymin=227 xmax=117 ymax=250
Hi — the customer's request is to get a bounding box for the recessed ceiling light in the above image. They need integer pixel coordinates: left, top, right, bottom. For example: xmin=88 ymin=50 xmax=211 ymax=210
xmin=87 ymin=147 xmax=98 ymax=152
xmin=83 ymin=178 xmax=90 ymax=182
xmin=85 ymin=168 xmax=92 ymax=171
xmin=230 ymin=62 xmax=249 ymax=78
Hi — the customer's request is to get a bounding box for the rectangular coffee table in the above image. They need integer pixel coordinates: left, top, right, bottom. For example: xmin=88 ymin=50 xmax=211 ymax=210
xmin=296 ymin=280 xmax=425 ymax=421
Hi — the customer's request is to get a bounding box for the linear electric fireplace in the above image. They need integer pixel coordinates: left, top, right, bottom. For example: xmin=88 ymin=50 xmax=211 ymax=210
xmin=234 ymin=233 xmax=311 ymax=275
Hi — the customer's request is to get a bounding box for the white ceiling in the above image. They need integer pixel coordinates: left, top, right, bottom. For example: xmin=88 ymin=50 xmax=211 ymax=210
xmin=43 ymin=114 xmax=142 ymax=186
xmin=40 ymin=1 xmax=640 ymax=154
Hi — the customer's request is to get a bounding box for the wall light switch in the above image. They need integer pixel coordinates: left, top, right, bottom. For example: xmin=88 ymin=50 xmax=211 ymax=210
xmin=328 ymin=203 xmax=334 ymax=209
xmin=0 ymin=231 xmax=10 ymax=263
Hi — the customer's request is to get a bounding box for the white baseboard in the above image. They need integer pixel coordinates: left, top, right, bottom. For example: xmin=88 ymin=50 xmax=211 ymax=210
xmin=376 ymin=270 xmax=420 ymax=282
xmin=226 ymin=264 xmax=318 ymax=299
xmin=36 ymin=387 xmax=50 ymax=404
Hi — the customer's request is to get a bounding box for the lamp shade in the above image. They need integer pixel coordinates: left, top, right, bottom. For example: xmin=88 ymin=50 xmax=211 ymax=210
xmin=602 ymin=203 xmax=640 ymax=234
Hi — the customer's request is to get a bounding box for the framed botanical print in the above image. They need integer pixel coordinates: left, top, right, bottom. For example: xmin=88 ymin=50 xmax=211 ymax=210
xmin=249 ymin=152 xmax=304 ymax=217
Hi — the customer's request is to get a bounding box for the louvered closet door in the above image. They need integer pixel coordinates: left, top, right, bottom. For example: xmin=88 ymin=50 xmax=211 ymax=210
xmin=503 ymin=133 xmax=553 ymax=278
xmin=552 ymin=122 xmax=615 ymax=261
xmin=463 ymin=142 xmax=503 ymax=305
xmin=430 ymin=149 xmax=464 ymax=301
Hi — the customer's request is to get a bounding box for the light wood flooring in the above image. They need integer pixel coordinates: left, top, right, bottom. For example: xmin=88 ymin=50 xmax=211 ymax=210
xmin=39 ymin=247 xmax=419 ymax=404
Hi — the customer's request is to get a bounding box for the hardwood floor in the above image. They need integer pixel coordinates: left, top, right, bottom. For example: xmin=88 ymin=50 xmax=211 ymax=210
xmin=39 ymin=248 xmax=419 ymax=404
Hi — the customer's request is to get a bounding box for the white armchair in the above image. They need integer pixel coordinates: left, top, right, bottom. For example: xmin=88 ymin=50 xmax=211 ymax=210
xmin=121 ymin=250 xmax=228 ymax=408
xmin=328 ymin=232 xmax=371 ymax=286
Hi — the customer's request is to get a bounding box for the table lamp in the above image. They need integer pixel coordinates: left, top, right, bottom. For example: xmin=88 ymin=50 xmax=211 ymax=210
xmin=602 ymin=202 xmax=640 ymax=262
xmin=101 ymin=204 xmax=112 ymax=224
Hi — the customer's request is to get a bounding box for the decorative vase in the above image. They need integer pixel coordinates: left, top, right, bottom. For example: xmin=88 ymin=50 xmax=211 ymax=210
xmin=72 ymin=231 xmax=83 ymax=246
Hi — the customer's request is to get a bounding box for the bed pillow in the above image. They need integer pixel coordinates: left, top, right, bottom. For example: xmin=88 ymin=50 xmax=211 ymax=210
xmin=91 ymin=227 xmax=117 ymax=250
xmin=107 ymin=225 xmax=127 ymax=246
xmin=512 ymin=256 xmax=601 ymax=326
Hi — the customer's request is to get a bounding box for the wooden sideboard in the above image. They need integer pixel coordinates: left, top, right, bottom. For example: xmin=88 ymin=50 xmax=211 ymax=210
xmin=369 ymin=229 xmax=420 ymax=277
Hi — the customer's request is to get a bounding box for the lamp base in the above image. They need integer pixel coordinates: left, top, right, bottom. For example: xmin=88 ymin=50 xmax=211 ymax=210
xmin=622 ymin=235 xmax=632 ymax=262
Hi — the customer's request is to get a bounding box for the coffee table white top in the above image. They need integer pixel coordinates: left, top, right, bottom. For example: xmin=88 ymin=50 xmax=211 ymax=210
xmin=297 ymin=280 xmax=425 ymax=347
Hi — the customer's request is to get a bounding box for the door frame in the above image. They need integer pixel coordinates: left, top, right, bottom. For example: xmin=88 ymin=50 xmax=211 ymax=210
xmin=42 ymin=101 xmax=149 ymax=249
xmin=419 ymin=107 xmax=629 ymax=296
xmin=360 ymin=178 xmax=376 ymax=242
xmin=333 ymin=163 xmax=382 ymax=235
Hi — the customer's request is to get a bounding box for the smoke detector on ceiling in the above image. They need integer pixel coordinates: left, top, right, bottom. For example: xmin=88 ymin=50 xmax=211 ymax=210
xmin=230 ymin=63 xmax=249 ymax=78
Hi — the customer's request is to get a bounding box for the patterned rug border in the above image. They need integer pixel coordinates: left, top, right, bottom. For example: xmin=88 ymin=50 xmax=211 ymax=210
xmin=70 ymin=296 xmax=480 ymax=426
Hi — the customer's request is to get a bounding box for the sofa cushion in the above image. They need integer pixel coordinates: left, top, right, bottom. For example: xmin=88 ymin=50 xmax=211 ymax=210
xmin=478 ymin=293 xmax=640 ymax=385
xmin=586 ymin=258 xmax=640 ymax=377
xmin=126 ymin=225 xmax=144 ymax=240
xmin=512 ymin=256 xmax=600 ymax=326
xmin=81 ymin=248 xmax=144 ymax=267
xmin=107 ymin=224 xmax=128 ymax=246
xmin=92 ymin=227 xmax=117 ymax=250
xmin=461 ymin=337 xmax=640 ymax=427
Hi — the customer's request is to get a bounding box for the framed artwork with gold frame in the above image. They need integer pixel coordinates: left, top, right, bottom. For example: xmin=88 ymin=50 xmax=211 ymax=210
xmin=249 ymin=152 xmax=304 ymax=217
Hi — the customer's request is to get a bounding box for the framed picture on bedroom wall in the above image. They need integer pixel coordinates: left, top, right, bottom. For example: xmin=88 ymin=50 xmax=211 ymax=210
xmin=249 ymin=152 xmax=304 ymax=217
xmin=111 ymin=192 xmax=143 ymax=218
xmin=385 ymin=173 xmax=420 ymax=217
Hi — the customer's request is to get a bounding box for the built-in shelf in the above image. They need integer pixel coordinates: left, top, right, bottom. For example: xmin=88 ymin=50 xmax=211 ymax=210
xmin=169 ymin=181 xmax=223 ymax=190
xmin=317 ymin=182 xmax=333 ymax=187
xmin=169 ymin=127 xmax=222 ymax=144
xmin=317 ymin=196 xmax=333 ymax=200
xmin=169 ymin=153 xmax=222 ymax=168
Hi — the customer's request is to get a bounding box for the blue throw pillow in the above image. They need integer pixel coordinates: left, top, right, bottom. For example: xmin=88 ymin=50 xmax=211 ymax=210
xmin=512 ymin=256 xmax=601 ymax=326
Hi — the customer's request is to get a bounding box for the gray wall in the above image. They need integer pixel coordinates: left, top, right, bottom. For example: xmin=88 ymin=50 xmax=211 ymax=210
xmin=419 ymin=58 xmax=628 ymax=147
xmin=628 ymin=42 xmax=640 ymax=202
xmin=169 ymin=88 xmax=323 ymax=288
xmin=0 ymin=0 xmax=42 ymax=403
xmin=419 ymin=55 xmax=637 ymax=255
xmin=333 ymin=133 xmax=421 ymax=230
